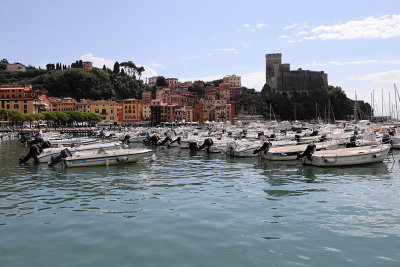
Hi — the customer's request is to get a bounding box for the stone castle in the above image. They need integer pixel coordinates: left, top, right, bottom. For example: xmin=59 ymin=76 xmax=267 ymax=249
xmin=263 ymin=53 xmax=328 ymax=96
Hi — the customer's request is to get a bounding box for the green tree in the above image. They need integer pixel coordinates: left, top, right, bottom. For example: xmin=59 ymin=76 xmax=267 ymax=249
xmin=113 ymin=62 xmax=120 ymax=74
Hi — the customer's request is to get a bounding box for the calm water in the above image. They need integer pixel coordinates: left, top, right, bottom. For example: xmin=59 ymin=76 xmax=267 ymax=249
xmin=1 ymin=137 xmax=400 ymax=266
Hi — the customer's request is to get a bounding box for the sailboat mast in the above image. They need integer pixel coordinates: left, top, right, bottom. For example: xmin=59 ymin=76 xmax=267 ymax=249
xmin=382 ymin=88 xmax=384 ymax=120
xmin=354 ymin=91 xmax=357 ymax=122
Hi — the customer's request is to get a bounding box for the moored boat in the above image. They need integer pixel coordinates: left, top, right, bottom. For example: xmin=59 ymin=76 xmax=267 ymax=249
xmin=48 ymin=148 xmax=153 ymax=167
xmin=301 ymin=144 xmax=391 ymax=167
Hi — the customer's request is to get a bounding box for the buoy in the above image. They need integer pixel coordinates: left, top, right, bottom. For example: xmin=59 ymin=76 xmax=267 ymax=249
xmin=150 ymin=154 xmax=157 ymax=161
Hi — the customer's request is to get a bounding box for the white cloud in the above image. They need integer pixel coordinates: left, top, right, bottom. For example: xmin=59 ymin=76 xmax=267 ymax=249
xmin=351 ymin=69 xmax=400 ymax=84
xmin=181 ymin=75 xmax=223 ymax=83
xmin=216 ymin=48 xmax=239 ymax=55
xmin=278 ymin=34 xmax=289 ymax=39
xmin=241 ymin=71 xmax=265 ymax=90
xmin=80 ymin=53 xmax=114 ymax=69
xmin=239 ymin=23 xmax=266 ymax=32
xmin=140 ymin=65 xmax=158 ymax=81
xmin=305 ymin=59 xmax=400 ymax=67
xmin=79 ymin=53 xmax=158 ymax=81
xmin=150 ymin=62 xmax=165 ymax=69
xmin=285 ymin=14 xmax=400 ymax=42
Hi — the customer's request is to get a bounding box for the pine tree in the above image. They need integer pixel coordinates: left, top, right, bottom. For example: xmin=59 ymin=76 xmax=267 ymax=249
xmin=113 ymin=62 xmax=120 ymax=74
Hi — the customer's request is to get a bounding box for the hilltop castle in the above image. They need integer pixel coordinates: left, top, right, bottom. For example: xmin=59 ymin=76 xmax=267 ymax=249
xmin=263 ymin=53 xmax=328 ymax=97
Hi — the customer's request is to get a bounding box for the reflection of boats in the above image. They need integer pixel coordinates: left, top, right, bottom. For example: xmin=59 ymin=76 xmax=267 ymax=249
xmin=300 ymin=161 xmax=391 ymax=179
xmin=49 ymin=148 xmax=152 ymax=167
xmin=301 ymin=144 xmax=391 ymax=167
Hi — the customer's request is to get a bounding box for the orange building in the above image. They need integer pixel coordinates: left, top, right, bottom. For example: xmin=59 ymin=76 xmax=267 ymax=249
xmin=57 ymin=97 xmax=76 ymax=112
xmin=83 ymin=61 xmax=93 ymax=70
xmin=121 ymin=98 xmax=143 ymax=123
xmin=0 ymin=85 xmax=45 ymax=114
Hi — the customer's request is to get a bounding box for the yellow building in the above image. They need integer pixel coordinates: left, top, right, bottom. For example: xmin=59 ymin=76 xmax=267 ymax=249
xmin=76 ymin=99 xmax=92 ymax=113
xmin=142 ymin=104 xmax=151 ymax=120
xmin=89 ymin=100 xmax=119 ymax=123
xmin=121 ymin=98 xmax=143 ymax=123
xmin=223 ymin=75 xmax=241 ymax=87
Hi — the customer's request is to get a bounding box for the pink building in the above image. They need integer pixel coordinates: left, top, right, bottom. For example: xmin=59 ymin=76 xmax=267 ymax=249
xmin=166 ymin=78 xmax=178 ymax=88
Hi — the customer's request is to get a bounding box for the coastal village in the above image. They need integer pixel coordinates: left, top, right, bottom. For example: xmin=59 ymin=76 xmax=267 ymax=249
xmin=1 ymin=61 xmax=243 ymax=126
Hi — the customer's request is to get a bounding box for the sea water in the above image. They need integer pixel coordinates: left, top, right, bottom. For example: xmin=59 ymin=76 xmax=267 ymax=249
xmin=1 ymin=139 xmax=400 ymax=266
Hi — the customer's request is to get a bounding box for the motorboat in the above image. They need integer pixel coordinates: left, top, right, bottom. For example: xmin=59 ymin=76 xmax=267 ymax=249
xmin=262 ymin=141 xmax=339 ymax=161
xmin=301 ymin=144 xmax=391 ymax=167
xmin=37 ymin=141 xmax=122 ymax=163
xmin=48 ymin=147 xmax=153 ymax=167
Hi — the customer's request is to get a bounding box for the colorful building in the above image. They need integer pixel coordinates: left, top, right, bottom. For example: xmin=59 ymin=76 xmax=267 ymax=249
xmin=121 ymin=98 xmax=143 ymax=123
xmin=0 ymin=85 xmax=45 ymax=114
xmin=89 ymin=100 xmax=119 ymax=123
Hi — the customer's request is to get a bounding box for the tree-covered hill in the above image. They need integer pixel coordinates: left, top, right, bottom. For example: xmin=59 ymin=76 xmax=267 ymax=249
xmin=0 ymin=59 xmax=144 ymax=100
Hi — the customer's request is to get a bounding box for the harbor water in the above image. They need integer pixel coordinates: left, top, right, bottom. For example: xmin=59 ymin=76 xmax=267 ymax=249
xmin=1 ymin=138 xmax=400 ymax=266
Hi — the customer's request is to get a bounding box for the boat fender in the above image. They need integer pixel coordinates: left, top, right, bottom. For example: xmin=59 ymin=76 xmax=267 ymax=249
xmin=373 ymin=153 xmax=382 ymax=158
xmin=116 ymin=156 xmax=129 ymax=162
xmin=150 ymin=154 xmax=157 ymax=161
xmin=324 ymin=158 xmax=337 ymax=163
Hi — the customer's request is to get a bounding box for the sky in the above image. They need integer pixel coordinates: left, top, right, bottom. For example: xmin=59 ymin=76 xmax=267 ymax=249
xmin=2 ymin=0 xmax=400 ymax=116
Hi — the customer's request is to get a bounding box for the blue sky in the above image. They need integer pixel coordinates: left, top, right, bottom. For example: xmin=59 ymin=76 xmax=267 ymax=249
xmin=2 ymin=0 xmax=400 ymax=115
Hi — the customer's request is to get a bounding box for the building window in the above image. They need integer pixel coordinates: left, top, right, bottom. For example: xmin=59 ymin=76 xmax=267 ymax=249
xmin=14 ymin=104 xmax=19 ymax=109
xmin=95 ymin=109 xmax=99 ymax=113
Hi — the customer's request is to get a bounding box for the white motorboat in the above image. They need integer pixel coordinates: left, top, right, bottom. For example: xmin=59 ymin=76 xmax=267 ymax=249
xmin=262 ymin=141 xmax=339 ymax=161
xmin=37 ymin=141 xmax=122 ymax=163
xmin=301 ymin=144 xmax=391 ymax=167
xmin=49 ymin=147 xmax=153 ymax=167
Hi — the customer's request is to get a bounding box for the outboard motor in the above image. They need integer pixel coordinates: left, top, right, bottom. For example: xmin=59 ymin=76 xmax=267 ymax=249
xmin=295 ymin=134 xmax=301 ymax=143
xmin=269 ymin=133 xmax=276 ymax=141
xmin=158 ymin=136 xmax=172 ymax=146
xmin=19 ymin=144 xmax=43 ymax=163
xmin=28 ymin=134 xmax=44 ymax=146
xmin=41 ymin=141 xmax=52 ymax=149
xmin=297 ymin=143 xmax=316 ymax=161
xmin=122 ymin=134 xmax=131 ymax=144
xmin=198 ymin=138 xmax=214 ymax=153
xmin=189 ymin=141 xmax=199 ymax=151
xmin=311 ymin=130 xmax=319 ymax=136
xmin=190 ymin=138 xmax=214 ymax=152
xmin=253 ymin=142 xmax=272 ymax=155
xmin=389 ymin=130 xmax=396 ymax=136
xmin=346 ymin=135 xmax=357 ymax=148
xmin=143 ymin=135 xmax=159 ymax=145
xmin=48 ymin=148 xmax=72 ymax=167
xmin=319 ymin=134 xmax=327 ymax=142
xmin=170 ymin=137 xmax=182 ymax=146
xmin=382 ymin=134 xmax=392 ymax=144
